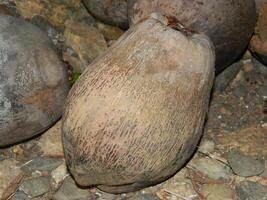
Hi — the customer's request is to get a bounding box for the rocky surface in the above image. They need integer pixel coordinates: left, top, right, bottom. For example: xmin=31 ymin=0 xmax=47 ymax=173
xmin=63 ymin=20 xmax=108 ymax=72
xmin=0 ymin=1 xmax=266 ymax=200
xmin=20 ymin=176 xmax=51 ymax=197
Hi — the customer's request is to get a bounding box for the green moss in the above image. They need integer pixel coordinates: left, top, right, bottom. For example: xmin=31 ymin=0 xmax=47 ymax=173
xmin=70 ymin=72 xmax=81 ymax=86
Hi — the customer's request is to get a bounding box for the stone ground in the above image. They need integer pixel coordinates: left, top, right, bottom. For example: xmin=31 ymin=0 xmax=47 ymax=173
xmin=0 ymin=1 xmax=267 ymax=200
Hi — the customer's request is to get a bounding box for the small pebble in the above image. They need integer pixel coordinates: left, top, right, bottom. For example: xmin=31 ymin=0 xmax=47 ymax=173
xmin=227 ymin=150 xmax=265 ymax=177
xmin=198 ymin=140 xmax=215 ymax=154
xmin=252 ymin=58 xmax=267 ymax=78
xmin=20 ymin=176 xmax=50 ymax=197
xmin=163 ymin=168 xmax=197 ymax=200
xmin=51 ymin=163 xmax=68 ymax=188
xmin=235 ymin=181 xmax=267 ymax=200
xmin=53 ymin=176 xmax=92 ymax=200
xmin=201 ymin=184 xmax=236 ymax=200
xmin=243 ymin=60 xmax=254 ymax=72
xmin=11 ymin=191 xmax=31 ymax=200
xmin=190 ymin=157 xmax=232 ymax=182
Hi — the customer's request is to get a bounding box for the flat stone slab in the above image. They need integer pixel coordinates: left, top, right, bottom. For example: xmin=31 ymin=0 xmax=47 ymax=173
xmin=53 ymin=177 xmax=92 ymax=200
xmin=201 ymin=184 xmax=237 ymax=200
xmin=190 ymin=157 xmax=233 ymax=182
xmin=20 ymin=176 xmax=51 ymax=197
xmin=11 ymin=191 xmax=31 ymax=200
xmin=0 ymin=159 xmax=24 ymax=200
xmin=227 ymin=150 xmax=265 ymax=177
xmin=235 ymin=181 xmax=267 ymax=200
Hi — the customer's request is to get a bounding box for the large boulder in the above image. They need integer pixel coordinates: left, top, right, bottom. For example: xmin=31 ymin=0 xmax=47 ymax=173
xmin=82 ymin=0 xmax=128 ymax=29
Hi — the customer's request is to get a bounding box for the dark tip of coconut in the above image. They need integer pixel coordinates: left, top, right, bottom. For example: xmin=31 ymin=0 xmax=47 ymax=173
xmin=165 ymin=15 xmax=194 ymax=37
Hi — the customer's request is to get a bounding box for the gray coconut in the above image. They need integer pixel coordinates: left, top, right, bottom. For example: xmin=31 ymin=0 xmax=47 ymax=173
xmin=62 ymin=13 xmax=215 ymax=193
xmin=82 ymin=0 xmax=128 ymax=29
xmin=0 ymin=14 xmax=69 ymax=147
xmin=128 ymin=0 xmax=256 ymax=73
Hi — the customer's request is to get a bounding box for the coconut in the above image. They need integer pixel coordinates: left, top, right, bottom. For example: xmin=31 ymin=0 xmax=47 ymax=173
xmin=62 ymin=13 xmax=215 ymax=193
xmin=128 ymin=0 xmax=256 ymax=73
xmin=0 ymin=15 xmax=69 ymax=147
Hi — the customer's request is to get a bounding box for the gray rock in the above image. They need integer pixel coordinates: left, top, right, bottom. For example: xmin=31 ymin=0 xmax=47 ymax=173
xmin=163 ymin=168 xmax=197 ymax=199
xmin=252 ymin=58 xmax=267 ymax=78
xmin=191 ymin=157 xmax=233 ymax=181
xmin=96 ymin=21 xmax=124 ymax=41
xmin=53 ymin=177 xmax=92 ymax=200
xmin=30 ymin=15 xmax=57 ymax=36
xmin=83 ymin=0 xmax=128 ymax=29
xmin=227 ymin=150 xmax=265 ymax=177
xmin=20 ymin=176 xmax=50 ymax=197
xmin=233 ymin=85 xmax=248 ymax=98
xmin=235 ymin=181 xmax=267 ymax=200
xmin=51 ymin=163 xmax=68 ymax=188
xmin=198 ymin=140 xmax=215 ymax=154
xmin=201 ymin=184 xmax=236 ymax=200
xmin=22 ymin=156 xmax=63 ymax=171
xmin=127 ymin=193 xmax=160 ymax=200
xmin=258 ymin=85 xmax=267 ymax=98
xmin=63 ymin=20 xmax=108 ymax=72
xmin=214 ymin=61 xmax=243 ymax=92
xmin=83 ymin=15 xmax=96 ymax=27
xmin=11 ymin=191 xmax=31 ymax=200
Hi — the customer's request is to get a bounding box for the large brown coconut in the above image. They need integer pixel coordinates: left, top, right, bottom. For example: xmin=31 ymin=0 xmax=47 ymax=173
xmin=0 ymin=15 xmax=69 ymax=147
xmin=62 ymin=13 xmax=215 ymax=193
xmin=82 ymin=0 xmax=128 ymax=29
xmin=128 ymin=0 xmax=256 ymax=73
xmin=250 ymin=1 xmax=267 ymax=65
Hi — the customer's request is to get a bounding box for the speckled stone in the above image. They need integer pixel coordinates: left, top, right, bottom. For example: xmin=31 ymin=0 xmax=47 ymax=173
xmin=20 ymin=176 xmax=51 ymax=197
xmin=227 ymin=150 xmax=265 ymax=177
